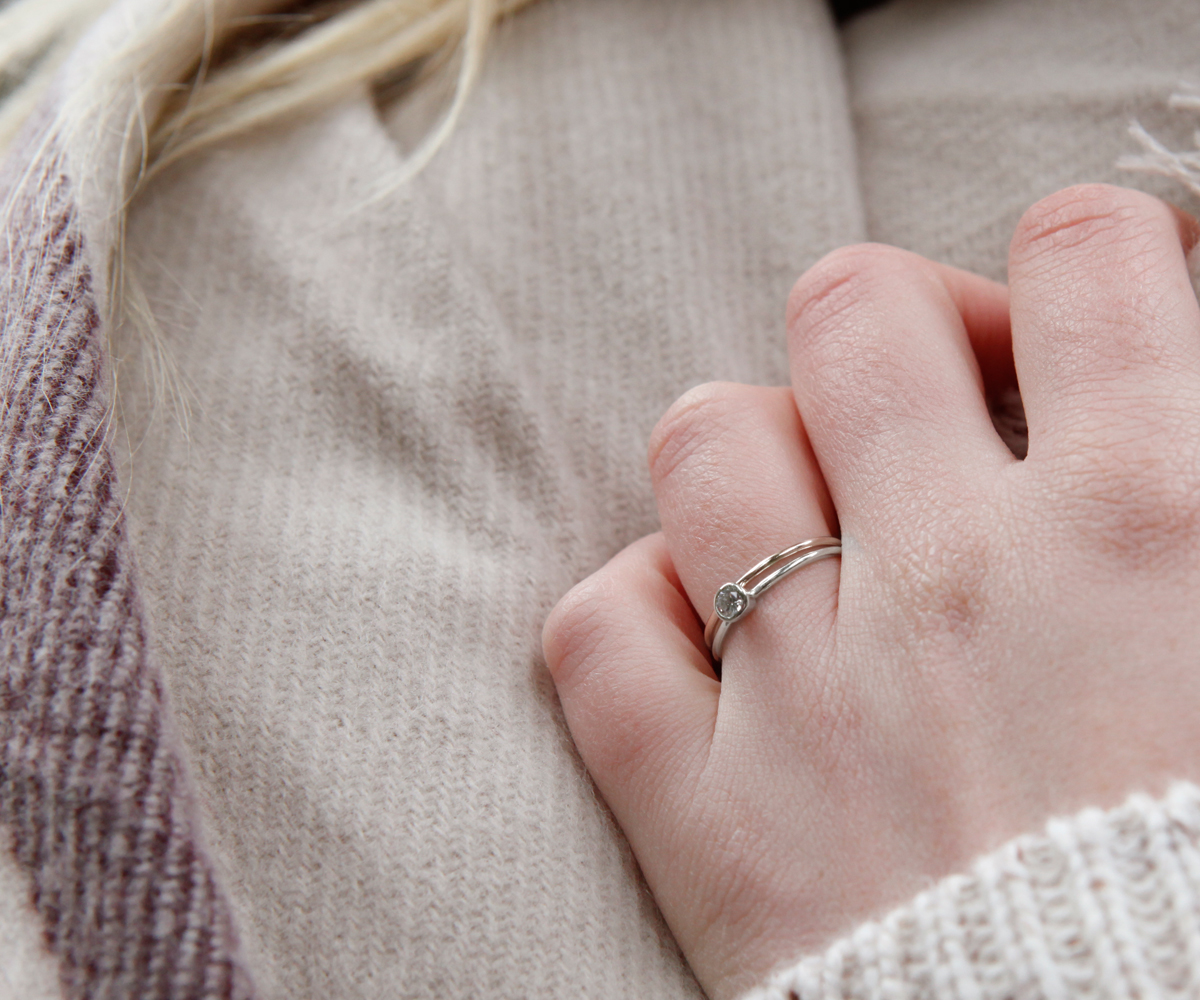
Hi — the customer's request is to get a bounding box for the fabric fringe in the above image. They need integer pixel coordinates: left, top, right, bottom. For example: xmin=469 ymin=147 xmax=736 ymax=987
xmin=1119 ymin=85 xmax=1200 ymax=198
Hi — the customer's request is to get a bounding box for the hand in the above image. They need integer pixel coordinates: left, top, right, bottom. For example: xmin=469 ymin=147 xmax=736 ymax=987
xmin=542 ymin=185 xmax=1200 ymax=1000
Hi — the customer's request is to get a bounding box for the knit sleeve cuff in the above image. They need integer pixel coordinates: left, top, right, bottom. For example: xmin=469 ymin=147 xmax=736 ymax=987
xmin=742 ymin=782 xmax=1200 ymax=1000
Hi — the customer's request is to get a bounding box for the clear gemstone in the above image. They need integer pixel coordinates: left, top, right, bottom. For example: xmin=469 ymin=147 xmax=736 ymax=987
xmin=714 ymin=584 xmax=749 ymax=621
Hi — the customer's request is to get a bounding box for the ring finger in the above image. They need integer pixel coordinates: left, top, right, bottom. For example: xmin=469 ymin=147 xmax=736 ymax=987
xmin=648 ymin=382 xmax=838 ymax=689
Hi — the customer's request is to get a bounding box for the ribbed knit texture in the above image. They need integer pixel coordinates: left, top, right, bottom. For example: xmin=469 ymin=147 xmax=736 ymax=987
xmin=746 ymin=783 xmax=1200 ymax=1000
xmin=0 ymin=144 xmax=253 ymax=997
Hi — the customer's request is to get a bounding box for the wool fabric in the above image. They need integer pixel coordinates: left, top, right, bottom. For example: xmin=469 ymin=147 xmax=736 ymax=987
xmin=7 ymin=1 xmax=1200 ymax=999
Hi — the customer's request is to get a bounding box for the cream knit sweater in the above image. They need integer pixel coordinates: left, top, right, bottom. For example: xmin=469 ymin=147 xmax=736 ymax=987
xmin=6 ymin=1 xmax=1200 ymax=998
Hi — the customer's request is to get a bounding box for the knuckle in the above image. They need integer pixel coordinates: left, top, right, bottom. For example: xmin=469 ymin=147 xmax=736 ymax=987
xmin=877 ymin=506 xmax=994 ymax=649
xmin=543 ymin=582 xmax=693 ymax=793
xmin=542 ymin=574 xmax=612 ymax=686
xmin=787 ymin=244 xmax=915 ymax=352
xmin=1048 ymin=430 xmax=1200 ymax=571
xmin=1012 ymin=184 xmax=1166 ymax=264
xmin=647 ymin=381 xmax=744 ymax=484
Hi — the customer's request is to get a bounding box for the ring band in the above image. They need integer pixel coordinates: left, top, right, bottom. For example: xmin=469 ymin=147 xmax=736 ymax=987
xmin=704 ymin=536 xmax=841 ymax=667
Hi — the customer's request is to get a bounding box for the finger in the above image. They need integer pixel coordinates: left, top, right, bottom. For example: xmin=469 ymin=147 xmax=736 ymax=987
xmin=786 ymin=244 xmax=1015 ymax=539
xmin=936 ymin=262 xmax=1015 ymax=396
xmin=647 ymin=382 xmax=838 ymax=669
xmin=1007 ymin=184 xmax=1200 ymax=448
xmin=543 ymin=533 xmax=718 ymax=830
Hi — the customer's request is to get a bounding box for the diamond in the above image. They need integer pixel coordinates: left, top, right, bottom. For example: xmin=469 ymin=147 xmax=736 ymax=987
xmin=714 ymin=583 xmax=750 ymax=621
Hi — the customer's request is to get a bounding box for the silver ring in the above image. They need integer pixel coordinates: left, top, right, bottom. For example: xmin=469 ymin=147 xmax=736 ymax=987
xmin=704 ymin=536 xmax=841 ymax=665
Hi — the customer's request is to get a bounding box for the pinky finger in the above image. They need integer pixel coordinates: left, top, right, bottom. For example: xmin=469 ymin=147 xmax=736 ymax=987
xmin=543 ymin=533 xmax=720 ymax=834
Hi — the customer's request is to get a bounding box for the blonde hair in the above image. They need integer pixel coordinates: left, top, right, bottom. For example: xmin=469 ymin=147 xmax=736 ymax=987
xmin=0 ymin=0 xmax=536 ymax=179
xmin=0 ymin=0 xmax=538 ymax=417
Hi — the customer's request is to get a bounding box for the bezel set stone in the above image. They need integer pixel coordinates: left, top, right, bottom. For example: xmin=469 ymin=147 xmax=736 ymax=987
xmin=714 ymin=583 xmax=751 ymax=622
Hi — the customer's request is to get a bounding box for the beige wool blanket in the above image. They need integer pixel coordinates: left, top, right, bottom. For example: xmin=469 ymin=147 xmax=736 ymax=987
xmin=8 ymin=1 xmax=1200 ymax=998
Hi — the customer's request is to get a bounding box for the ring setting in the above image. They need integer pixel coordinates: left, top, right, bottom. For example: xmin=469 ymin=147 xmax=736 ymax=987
xmin=704 ymin=536 xmax=841 ymax=670
xmin=713 ymin=583 xmax=751 ymax=622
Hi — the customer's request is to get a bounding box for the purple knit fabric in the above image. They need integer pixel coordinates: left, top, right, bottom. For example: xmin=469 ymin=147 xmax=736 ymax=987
xmin=0 ymin=135 xmax=254 ymax=998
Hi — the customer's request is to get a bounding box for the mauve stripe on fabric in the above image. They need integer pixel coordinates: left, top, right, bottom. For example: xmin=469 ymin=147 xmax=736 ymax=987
xmin=1 ymin=154 xmax=254 ymax=999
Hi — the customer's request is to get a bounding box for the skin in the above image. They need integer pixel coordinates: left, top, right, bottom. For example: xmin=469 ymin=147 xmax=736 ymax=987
xmin=541 ymin=184 xmax=1200 ymax=1000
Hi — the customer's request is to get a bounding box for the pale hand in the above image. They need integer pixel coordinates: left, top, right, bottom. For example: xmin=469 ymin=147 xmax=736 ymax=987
xmin=544 ymin=185 xmax=1200 ymax=1000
